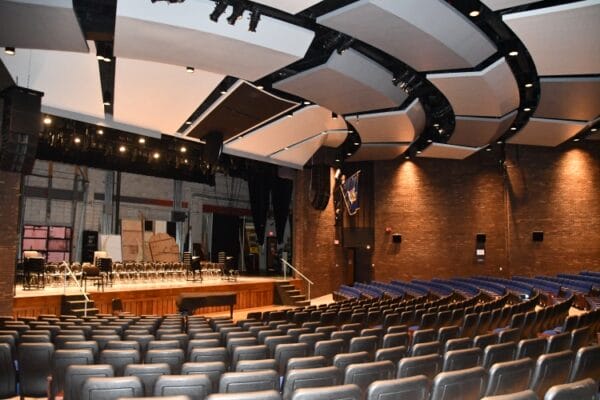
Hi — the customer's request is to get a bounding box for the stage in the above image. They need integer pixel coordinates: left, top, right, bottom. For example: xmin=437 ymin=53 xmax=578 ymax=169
xmin=12 ymin=275 xmax=303 ymax=318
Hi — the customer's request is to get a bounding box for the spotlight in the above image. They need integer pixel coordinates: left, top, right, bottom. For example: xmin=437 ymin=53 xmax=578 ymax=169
xmin=416 ymin=150 xmax=422 ymax=154
xmin=404 ymin=155 xmax=410 ymax=160
xmin=427 ymin=139 xmax=432 ymax=143
xmin=508 ymin=51 xmax=519 ymax=56
xmin=334 ymin=168 xmax=342 ymax=179
xmin=510 ymin=127 xmax=517 ymax=131
xmin=485 ymin=147 xmax=492 ymax=151
xmin=119 ymin=145 xmax=126 ymax=153
xmin=220 ymin=90 xmax=227 ymax=95
xmin=469 ymin=10 xmax=480 ymax=17
xmin=74 ymin=137 xmax=81 ymax=144
xmin=592 ymin=128 xmax=598 ymax=132
xmin=138 ymin=137 xmax=146 ymax=144
xmin=257 ymin=85 xmax=264 ymax=90
xmin=96 ymin=55 xmax=104 ymax=60
xmin=185 ymin=121 xmax=192 ymax=125
xmin=523 ymin=107 xmax=531 ymax=112
xmin=153 ymin=152 xmax=160 ymax=159
xmin=303 ymin=101 xmax=311 ymax=105
xmin=249 ymin=7 xmax=261 ymax=32
xmin=227 ymin=2 xmax=245 ymax=25
xmin=287 ymin=112 xmax=293 ymax=118
xmin=180 ymin=146 xmax=187 ymax=153
xmin=4 ymin=47 xmax=15 ymax=55
xmin=346 ymin=152 xmax=352 ymax=156
xmin=525 ymin=83 xmax=533 ymax=88
xmin=43 ymin=116 xmax=52 ymax=125
xmin=97 ymin=129 xmax=104 ymax=135
xmin=186 ymin=66 xmax=194 ymax=73
xmin=209 ymin=0 xmax=228 ymax=22
xmin=103 ymin=91 xmax=112 ymax=106
xmin=184 ymin=159 xmax=189 ymax=164
xmin=573 ymin=138 xmax=580 ymax=142
xmin=103 ymin=57 xmax=112 ymax=63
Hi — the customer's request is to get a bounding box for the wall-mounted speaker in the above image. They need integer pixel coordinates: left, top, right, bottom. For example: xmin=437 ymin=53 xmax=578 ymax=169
xmin=171 ymin=210 xmax=187 ymax=222
xmin=392 ymin=233 xmax=402 ymax=243
xmin=309 ymin=164 xmax=331 ymax=210
xmin=476 ymin=233 xmax=486 ymax=243
xmin=532 ymin=231 xmax=544 ymax=242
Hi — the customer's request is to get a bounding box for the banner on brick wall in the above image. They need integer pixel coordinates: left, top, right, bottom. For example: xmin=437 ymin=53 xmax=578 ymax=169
xmin=340 ymin=170 xmax=360 ymax=216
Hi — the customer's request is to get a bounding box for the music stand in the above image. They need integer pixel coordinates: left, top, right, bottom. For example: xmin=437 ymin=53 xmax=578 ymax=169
xmin=23 ymin=256 xmax=45 ymax=290
xmin=186 ymin=256 xmax=203 ymax=282
xmin=97 ymin=257 xmax=113 ymax=286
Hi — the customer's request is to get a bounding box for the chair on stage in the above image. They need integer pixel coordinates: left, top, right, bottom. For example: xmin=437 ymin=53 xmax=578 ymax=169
xmin=94 ymin=251 xmax=113 ymax=286
xmin=23 ymin=251 xmax=45 ymax=290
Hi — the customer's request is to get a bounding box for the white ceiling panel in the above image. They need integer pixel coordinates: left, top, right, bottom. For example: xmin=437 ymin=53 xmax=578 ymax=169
xmin=317 ymin=0 xmax=497 ymax=72
xmin=481 ymin=0 xmax=537 ymax=11
xmin=0 ymin=42 xmax=104 ymax=120
xmin=534 ymin=77 xmax=600 ymax=122
xmin=0 ymin=0 xmax=87 ymax=52
xmin=273 ymin=49 xmax=407 ymax=114
xmin=224 ymin=105 xmax=347 ymax=156
xmin=503 ymin=1 xmax=600 ymax=76
xmin=114 ymin=0 xmax=314 ymax=81
xmin=251 ymin=0 xmax=323 ymax=14
xmin=427 ymin=57 xmax=519 ymax=117
xmin=348 ymin=143 xmax=410 ymax=161
xmin=449 ymin=111 xmax=517 ymax=147
xmin=114 ymin=58 xmax=224 ymax=135
xmin=506 ymin=118 xmax=586 ymax=146
xmin=418 ymin=143 xmax=481 ymax=159
xmin=271 ymin=135 xmax=326 ymax=167
xmin=344 ymin=99 xmax=425 ymax=143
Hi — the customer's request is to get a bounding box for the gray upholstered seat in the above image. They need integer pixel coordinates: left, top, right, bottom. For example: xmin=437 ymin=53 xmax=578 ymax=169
xmin=366 ymin=375 xmax=430 ymax=400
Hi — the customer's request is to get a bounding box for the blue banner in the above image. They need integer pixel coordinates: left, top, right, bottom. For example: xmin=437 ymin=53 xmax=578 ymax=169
xmin=341 ymin=170 xmax=360 ymax=216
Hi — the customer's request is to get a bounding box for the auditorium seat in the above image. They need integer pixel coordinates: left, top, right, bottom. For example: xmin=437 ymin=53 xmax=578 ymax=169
xmin=125 ymin=334 xmax=154 ymax=355
xmin=484 ymin=358 xmax=534 ymax=397
xmin=411 ymin=329 xmax=436 ymax=346
xmin=366 ymin=375 xmax=430 ymax=400
xmin=517 ymin=338 xmax=546 ymax=360
xmin=443 ymin=347 xmax=483 ymax=372
xmin=410 ymin=341 xmax=441 ymax=357
xmin=283 ymin=366 xmax=342 ymax=400
xmin=568 ymin=344 xmax=600 ymax=383
xmin=430 ymin=366 xmax=487 ymax=400
xmin=51 ymin=349 xmax=95 ymax=396
xmin=100 ymin=349 xmax=140 ymax=376
xmin=0 ymin=343 xmax=16 ymax=398
xmin=218 ymin=370 xmax=279 ymax=393
xmin=374 ymin=345 xmax=406 ymax=365
xmin=444 ymin=337 xmax=473 ymax=352
xmin=481 ymin=390 xmax=538 ymax=400
xmin=460 ymin=314 xmax=479 ymax=337
xmin=81 ymin=376 xmax=143 ymax=400
xmin=568 ymin=326 xmax=590 ymax=350
xmin=397 ymin=354 xmax=442 ymax=380
xmin=529 ymin=350 xmax=574 ymax=397
xmin=474 ymin=333 xmax=498 ymax=350
xmin=286 ymin=355 xmax=327 ymax=373
xmin=206 ymin=390 xmax=281 ymax=400
xmin=93 ymin=335 xmax=121 ymax=351
xmin=181 ymin=361 xmax=226 ymax=392
xmin=483 ymin=342 xmax=517 ymax=369
xmin=257 ymin=329 xmax=284 ymax=344
xmin=149 ymin=340 xmax=182 ymax=351
xmin=17 ymin=342 xmax=54 ymax=398
xmin=231 ymin=344 xmax=268 ymax=368
xmin=313 ymin=339 xmax=344 ymax=364
xmin=543 ymin=378 xmax=597 ymax=400
xmin=124 ymin=363 xmax=171 ymax=396
xmin=64 ymin=364 xmax=114 ymax=400
xmin=298 ymin=333 xmax=326 ymax=354
xmin=498 ymin=328 xmax=520 ymax=344
xmin=343 ymin=360 xmax=394 ymax=393
xmin=235 ymin=359 xmax=277 ymax=372
xmin=274 ymin=343 xmax=310 ymax=375
xmin=437 ymin=326 xmax=460 ymax=344
xmin=55 ymin=334 xmax=87 ymax=348
xmin=290 ymin=384 xmax=361 ymax=400
xmin=153 ymin=374 xmax=211 ymax=400
xmin=265 ymin=336 xmax=295 ymax=357
xmin=145 ymin=349 xmax=185 ymax=374
xmin=333 ymin=351 xmax=370 ymax=374
xmin=189 ymin=347 xmax=228 ymax=365
xmin=545 ymin=332 xmax=571 ymax=354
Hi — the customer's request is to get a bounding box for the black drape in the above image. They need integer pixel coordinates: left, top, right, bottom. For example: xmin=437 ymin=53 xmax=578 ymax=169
xmin=271 ymin=175 xmax=293 ymax=244
xmin=247 ymin=169 xmax=270 ymax=245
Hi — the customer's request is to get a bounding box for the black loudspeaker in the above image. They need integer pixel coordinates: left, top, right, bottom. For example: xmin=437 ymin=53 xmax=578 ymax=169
xmin=0 ymin=86 xmax=43 ymax=174
xmin=532 ymin=231 xmax=544 ymax=242
xmin=476 ymin=233 xmax=486 ymax=243
xmin=203 ymin=131 xmax=223 ymax=165
xmin=81 ymin=230 xmax=98 ymax=263
xmin=144 ymin=220 xmax=154 ymax=232
xmin=392 ymin=233 xmax=402 ymax=243
xmin=309 ymin=164 xmax=331 ymax=210
xmin=171 ymin=210 xmax=187 ymax=222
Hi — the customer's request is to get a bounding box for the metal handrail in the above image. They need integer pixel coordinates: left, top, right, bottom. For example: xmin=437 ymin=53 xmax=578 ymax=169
xmin=62 ymin=263 xmax=90 ymax=317
xmin=281 ymin=258 xmax=314 ymax=301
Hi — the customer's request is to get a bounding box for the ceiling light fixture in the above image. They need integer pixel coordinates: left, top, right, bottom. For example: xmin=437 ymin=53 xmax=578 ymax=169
xmin=469 ymin=10 xmax=480 ymax=17
xmin=209 ymin=0 xmax=228 ymax=22
xmin=220 ymin=90 xmax=227 ymax=95
xmin=284 ymin=147 xmax=289 ymax=151
xmin=119 ymin=145 xmax=126 ymax=153
xmin=573 ymin=138 xmax=580 ymax=142
xmin=525 ymin=83 xmax=533 ymax=88
xmin=287 ymin=112 xmax=293 ymax=118
xmin=303 ymin=101 xmax=311 ymax=105
xmin=185 ymin=121 xmax=192 ymax=125
xmin=96 ymin=55 xmax=104 ymax=60
xmin=257 ymin=85 xmax=264 ymax=90
xmin=427 ymin=139 xmax=433 ymax=143
xmin=486 ymin=147 xmax=492 ymax=151
xmin=510 ymin=127 xmax=517 ymax=131
xmin=103 ymin=57 xmax=111 ymax=63
xmin=186 ymin=66 xmax=194 ymax=73
xmin=180 ymin=146 xmax=187 ymax=153
xmin=153 ymin=152 xmax=160 ymax=159
xmin=227 ymin=2 xmax=245 ymax=25
xmin=249 ymin=7 xmax=261 ymax=32
xmin=138 ymin=138 xmax=146 ymax=144
xmin=184 ymin=159 xmax=188 ymax=164
xmin=405 ymin=155 xmax=410 ymax=160
xmin=43 ymin=116 xmax=52 ymax=125
xmin=4 ymin=47 xmax=15 ymax=55
xmin=97 ymin=129 xmax=104 ymax=135
xmin=346 ymin=152 xmax=352 ymax=156
xmin=523 ymin=107 xmax=531 ymax=112
xmin=497 ymin=140 xmax=503 ymax=144
xmin=74 ymin=137 xmax=81 ymax=144
xmin=508 ymin=51 xmax=519 ymax=56
xmin=591 ymin=128 xmax=597 ymax=132
xmin=335 ymin=158 xmax=340 ymax=162
xmin=354 ymin=142 xmax=360 ymax=146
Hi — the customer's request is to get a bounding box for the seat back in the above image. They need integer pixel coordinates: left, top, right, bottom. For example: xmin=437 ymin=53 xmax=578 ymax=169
xmin=333 ymin=351 xmax=370 ymax=374
xmin=290 ymin=384 xmax=361 ymax=400
xmin=443 ymin=347 xmax=483 ymax=372
xmin=411 ymin=329 xmax=435 ymax=346
xmin=516 ymin=338 xmax=546 ymax=360
xmin=382 ymin=332 xmax=409 ymax=349
xmin=444 ymin=337 xmax=473 ymax=352
xmin=437 ymin=326 xmax=460 ymax=344
xmin=189 ymin=347 xmax=228 ymax=365
xmin=264 ymin=335 xmax=294 ymax=357
xmin=374 ymin=345 xmax=406 ymax=365
xmin=410 ymin=341 xmax=441 ymax=357
xmin=344 ymin=360 xmax=394 ymax=393
xmin=460 ymin=314 xmax=479 ymax=338
xmin=286 ymin=356 xmax=327 ymax=374
xmin=17 ymin=342 xmax=55 ymax=397
xmin=568 ymin=344 xmax=600 ymax=383
xmin=99 ymin=349 xmax=140 ymax=376
xmin=348 ymin=336 xmax=378 ymax=358
xmin=397 ymin=353 xmax=441 ymax=380
xmin=124 ymin=363 xmax=170 ymax=396
xmin=144 ymin=349 xmax=185 ymax=374
xmin=498 ymin=328 xmax=520 ymax=344
xmin=367 ymin=375 xmax=430 ymax=400
xmin=80 ymin=376 xmax=143 ymax=400
xmin=274 ymin=343 xmax=310 ymax=375
xmin=64 ymin=364 xmax=114 ymax=400
xmin=569 ymin=326 xmax=590 ymax=350
xmin=543 ymin=378 xmax=597 ymax=400
xmin=481 ymin=390 xmax=537 ymax=400
xmin=0 ymin=343 xmax=16 ymax=398
xmin=283 ymin=366 xmax=342 ymax=400
xmin=153 ymin=374 xmax=211 ymax=400
xmin=483 ymin=342 xmax=517 ymax=369
xmin=218 ymin=370 xmax=279 ymax=393
xmin=529 ymin=350 xmax=574 ymax=397
xmin=52 ymin=349 xmax=95 ymax=395
xmin=313 ymin=339 xmax=344 ymax=363
xmin=484 ymin=358 xmax=535 ymax=397
xmin=205 ymin=389 xmax=281 ymax=400
xmin=546 ymin=332 xmax=571 ymax=354
xmin=231 ymin=345 xmax=268 ymax=369
xmin=474 ymin=333 xmax=498 ymax=350
xmin=430 ymin=366 xmax=487 ymax=400
xmin=235 ymin=359 xmax=277 ymax=372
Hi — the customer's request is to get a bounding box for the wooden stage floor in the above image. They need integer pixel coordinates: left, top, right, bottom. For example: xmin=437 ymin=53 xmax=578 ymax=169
xmin=12 ymin=276 xmax=303 ymax=318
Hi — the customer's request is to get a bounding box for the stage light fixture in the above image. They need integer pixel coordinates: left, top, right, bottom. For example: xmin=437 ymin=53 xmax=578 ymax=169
xmin=119 ymin=145 xmax=126 ymax=153
xmin=153 ymin=152 xmax=160 ymax=159
xmin=4 ymin=47 xmax=15 ymax=55
xmin=469 ymin=10 xmax=480 ymax=17
xmin=186 ymin=66 xmax=194 ymax=73
xmin=138 ymin=137 xmax=146 ymax=144
xmin=227 ymin=2 xmax=245 ymax=25
xmin=209 ymin=0 xmax=228 ymax=22
xmin=509 ymin=50 xmax=519 ymax=56
xmin=180 ymin=146 xmax=187 ymax=153
xmin=43 ymin=116 xmax=52 ymax=125
xmin=249 ymin=7 xmax=261 ymax=32
xmin=74 ymin=137 xmax=81 ymax=144
xmin=97 ymin=129 xmax=104 ymax=135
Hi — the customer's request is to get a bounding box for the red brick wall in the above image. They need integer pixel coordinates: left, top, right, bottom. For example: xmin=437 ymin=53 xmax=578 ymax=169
xmin=293 ymin=143 xmax=600 ymax=293
xmin=0 ymin=171 xmax=21 ymax=315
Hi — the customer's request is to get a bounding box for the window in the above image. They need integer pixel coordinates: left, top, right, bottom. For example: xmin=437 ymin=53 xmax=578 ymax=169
xmin=22 ymin=225 xmax=72 ymax=262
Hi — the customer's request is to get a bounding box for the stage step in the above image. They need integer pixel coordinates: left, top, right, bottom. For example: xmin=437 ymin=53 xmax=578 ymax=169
xmin=274 ymin=281 xmax=310 ymax=307
xmin=61 ymin=293 xmax=98 ymax=317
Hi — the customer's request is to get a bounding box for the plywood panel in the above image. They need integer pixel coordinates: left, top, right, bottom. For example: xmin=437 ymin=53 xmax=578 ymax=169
xmin=148 ymin=233 xmax=179 ymax=262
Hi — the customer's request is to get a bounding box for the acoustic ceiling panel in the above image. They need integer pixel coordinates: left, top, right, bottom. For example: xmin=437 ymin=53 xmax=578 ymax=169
xmin=0 ymin=41 xmax=104 ymax=121
xmin=251 ymin=0 xmax=323 ymax=14
xmin=503 ymin=1 xmax=600 ymax=76
xmin=418 ymin=143 xmax=481 ymax=159
xmin=347 ymin=143 xmax=410 ymax=161
xmin=114 ymin=0 xmax=315 ymax=81
xmin=344 ymin=99 xmax=425 ymax=143
xmin=317 ymin=0 xmax=497 ymax=72
xmin=481 ymin=0 xmax=537 ymax=11
xmin=274 ymin=49 xmax=407 ymax=115
xmin=449 ymin=111 xmax=517 ymax=147
xmin=188 ymin=81 xmax=299 ymax=142
xmin=427 ymin=57 xmax=519 ymax=117
xmin=0 ymin=0 xmax=88 ymax=52
xmin=224 ymin=105 xmax=347 ymax=156
xmin=534 ymin=76 xmax=600 ymax=122
xmin=114 ymin=58 xmax=224 ymax=135
xmin=506 ymin=118 xmax=586 ymax=146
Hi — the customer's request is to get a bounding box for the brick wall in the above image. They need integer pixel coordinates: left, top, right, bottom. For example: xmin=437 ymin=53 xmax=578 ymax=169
xmin=0 ymin=171 xmax=21 ymax=314
xmin=293 ymin=143 xmax=600 ymax=291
